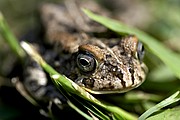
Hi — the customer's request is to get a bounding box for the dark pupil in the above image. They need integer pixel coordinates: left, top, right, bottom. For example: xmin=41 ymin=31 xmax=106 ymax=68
xmin=76 ymin=52 xmax=96 ymax=73
xmin=79 ymin=58 xmax=90 ymax=66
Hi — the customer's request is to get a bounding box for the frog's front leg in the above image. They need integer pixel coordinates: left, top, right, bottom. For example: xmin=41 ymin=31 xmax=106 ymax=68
xmin=12 ymin=58 xmax=66 ymax=115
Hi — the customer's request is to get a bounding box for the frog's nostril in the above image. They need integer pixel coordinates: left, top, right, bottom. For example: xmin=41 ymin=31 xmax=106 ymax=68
xmin=110 ymin=67 xmax=123 ymax=80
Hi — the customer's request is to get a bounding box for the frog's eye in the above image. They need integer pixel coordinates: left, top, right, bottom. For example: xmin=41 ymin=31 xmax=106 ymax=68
xmin=76 ymin=52 xmax=96 ymax=73
xmin=137 ymin=41 xmax=145 ymax=61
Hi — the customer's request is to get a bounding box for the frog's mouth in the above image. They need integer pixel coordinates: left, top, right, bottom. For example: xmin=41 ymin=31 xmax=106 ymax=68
xmin=75 ymin=77 xmax=145 ymax=94
xmin=82 ymin=86 xmax=141 ymax=94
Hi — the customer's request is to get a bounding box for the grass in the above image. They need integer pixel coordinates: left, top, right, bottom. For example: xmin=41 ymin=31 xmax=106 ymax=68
xmin=0 ymin=1 xmax=180 ymax=120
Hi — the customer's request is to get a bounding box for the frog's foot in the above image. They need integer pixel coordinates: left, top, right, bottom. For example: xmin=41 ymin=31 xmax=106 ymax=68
xmin=11 ymin=77 xmax=67 ymax=117
xmin=11 ymin=57 xmax=67 ymax=116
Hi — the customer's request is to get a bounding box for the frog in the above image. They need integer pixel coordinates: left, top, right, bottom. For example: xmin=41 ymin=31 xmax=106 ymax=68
xmin=12 ymin=0 xmax=147 ymax=117
xmin=38 ymin=0 xmax=147 ymax=94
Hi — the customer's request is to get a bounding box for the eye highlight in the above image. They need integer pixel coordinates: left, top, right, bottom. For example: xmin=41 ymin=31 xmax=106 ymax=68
xmin=137 ymin=41 xmax=145 ymax=61
xmin=76 ymin=52 xmax=97 ymax=73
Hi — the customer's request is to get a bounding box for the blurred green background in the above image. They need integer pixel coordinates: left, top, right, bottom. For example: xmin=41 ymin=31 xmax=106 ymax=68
xmin=0 ymin=0 xmax=180 ymax=119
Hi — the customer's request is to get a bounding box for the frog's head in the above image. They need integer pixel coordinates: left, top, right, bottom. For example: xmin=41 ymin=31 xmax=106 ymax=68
xmin=74 ymin=35 xmax=148 ymax=94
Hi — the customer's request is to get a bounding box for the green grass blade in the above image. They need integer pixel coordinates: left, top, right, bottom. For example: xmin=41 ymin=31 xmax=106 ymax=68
xmin=56 ymin=86 xmax=111 ymax=120
xmin=138 ymin=91 xmax=180 ymax=120
xmin=146 ymin=107 xmax=180 ymax=120
xmin=67 ymin=101 xmax=93 ymax=120
xmin=0 ymin=12 xmax=25 ymax=60
xmin=83 ymin=9 xmax=180 ymax=79
xmin=86 ymin=104 xmax=110 ymax=120
xmin=71 ymin=97 xmax=110 ymax=120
